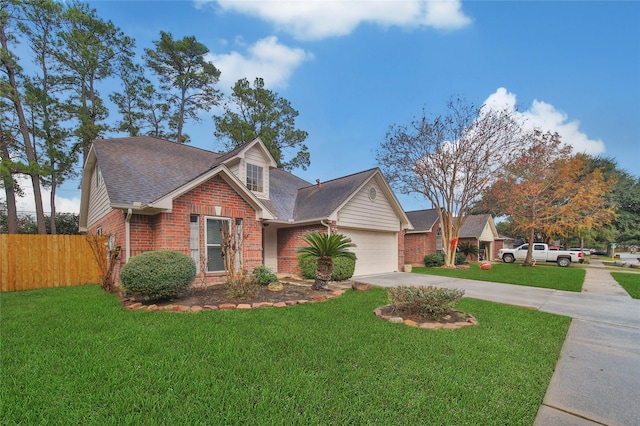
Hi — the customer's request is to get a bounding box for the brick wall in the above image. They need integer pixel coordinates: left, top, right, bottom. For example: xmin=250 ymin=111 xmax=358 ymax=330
xmin=404 ymin=230 xmax=438 ymax=266
xmin=277 ymin=224 xmax=330 ymax=275
xmin=87 ymin=175 xmax=262 ymax=286
xmin=168 ymin=175 xmax=263 ymax=285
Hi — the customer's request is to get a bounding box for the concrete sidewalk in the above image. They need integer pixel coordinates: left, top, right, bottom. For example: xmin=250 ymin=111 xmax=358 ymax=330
xmin=353 ymin=260 xmax=640 ymax=426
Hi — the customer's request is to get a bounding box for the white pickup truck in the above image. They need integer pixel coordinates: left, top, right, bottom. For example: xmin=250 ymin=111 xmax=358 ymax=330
xmin=498 ymin=243 xmax=583 ymax=267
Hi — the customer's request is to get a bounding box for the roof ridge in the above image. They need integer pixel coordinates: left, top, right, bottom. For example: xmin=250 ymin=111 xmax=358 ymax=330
xmin=299 ymin=167 xmax=379 ymax=190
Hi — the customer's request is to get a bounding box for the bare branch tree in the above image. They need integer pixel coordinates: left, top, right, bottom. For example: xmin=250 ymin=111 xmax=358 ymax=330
xmin=377 ymin=97 xmax=523 ymax=267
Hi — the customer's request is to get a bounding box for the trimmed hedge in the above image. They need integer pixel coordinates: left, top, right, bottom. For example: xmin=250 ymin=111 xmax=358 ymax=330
xmin=298 ymin=253 xmax=356 ymax=281
xmin=423 ymin=253 xmax=468 ymax=267
xmin=120 ymin=250 xmax=196 ymax=300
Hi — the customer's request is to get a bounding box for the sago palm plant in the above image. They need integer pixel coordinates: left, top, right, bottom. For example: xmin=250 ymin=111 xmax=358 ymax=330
xmin=298 ymin=231 xmax=356 ymax=290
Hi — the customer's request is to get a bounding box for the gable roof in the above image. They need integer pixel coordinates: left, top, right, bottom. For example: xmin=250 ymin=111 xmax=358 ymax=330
xmin=404 ymin=209 xmax=497 ymax=239
xmin=405 ymin=208 xmax=440 ymax=233
xmin=293 ymin=169 xmax=379 ymax=221
xmin=92 ymin=136 xmax=221 ymax=206
xmin=80 ymin=136 xmax=409 ymax=230
xmin=459 ymin=214 xmax=495 ymax=238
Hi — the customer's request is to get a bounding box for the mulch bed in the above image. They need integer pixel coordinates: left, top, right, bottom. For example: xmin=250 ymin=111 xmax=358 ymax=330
xmin=119 ymin=280 xmax=347 ymax=312
xmin=374 ymin=305 xmax=478 ymax=329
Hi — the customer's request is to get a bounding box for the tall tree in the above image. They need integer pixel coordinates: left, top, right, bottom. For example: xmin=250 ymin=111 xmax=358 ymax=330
xmin=19 ymin=0 xmax=76 ymax=234
xmin=587 ymin=156 xmax=640 ymax=245
xmin=555 ymin=153 xmax=616 ymax=250
xmin=214 ymin=77 xmax=310 ymax=170
xmin=55 ymin=1 xmax=134 ymax=161
xmin=109 ymin=57 xmax=149 ymax=136
xmin=144 ymin=31 xmax=221 ymax=143
xmin=1 ymin=2 xmax=47 ymax=233
xmin=0 ymin=100 xmax=20 ymax=234
xmin=376 ymin=97 xmax=521 ymax=267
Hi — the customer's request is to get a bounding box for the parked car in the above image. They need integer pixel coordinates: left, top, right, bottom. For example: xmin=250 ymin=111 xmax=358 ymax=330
xmin=498 ymin=243 xmax=583 ymax=267
xmin=592 ymin=249 xmax=607 ymax=256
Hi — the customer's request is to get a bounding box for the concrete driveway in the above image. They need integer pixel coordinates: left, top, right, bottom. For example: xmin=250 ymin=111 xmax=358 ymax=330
xmin=352 ymin=261 xmax=640 ymax=426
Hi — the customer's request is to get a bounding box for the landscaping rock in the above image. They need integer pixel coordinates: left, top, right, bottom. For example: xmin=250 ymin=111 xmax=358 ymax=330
xmin=237 ymin=304 xmax=251 ymax=310
xmin=351 ymin=281 xmax=372 ymax=291
xmin=218 ymin=303 xmax=236 ymax=310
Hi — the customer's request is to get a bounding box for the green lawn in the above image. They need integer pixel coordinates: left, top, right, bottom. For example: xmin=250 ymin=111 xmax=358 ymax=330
xmin=611 ymin=272 xmax=640 ymax=299
xmin=1 ymin=285 xmax=569 ymax=425
xmin=412 ymin=262 xmax=585 ymax=292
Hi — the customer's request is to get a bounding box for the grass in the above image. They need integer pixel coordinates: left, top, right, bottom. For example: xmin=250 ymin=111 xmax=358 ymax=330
xmin=413 ymin=262 xmax=586 ymax=292
xmin=611 ymin=272 xmax=640 ymax=299
xmin=1 ymin=285 xmax=570 ymax=425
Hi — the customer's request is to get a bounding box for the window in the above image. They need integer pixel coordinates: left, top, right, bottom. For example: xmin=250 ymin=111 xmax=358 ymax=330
xmin=436 ymin=228 xmax=443 ymax=252
xmin=96 ymin=166 xmax=102 ymax=188
xmin=368 ymin=187 xmax=377 ymax=201
xmin=246 ymin=163 xmax=263 ymax=192
xmin=190 ymin=215 xmax=200 ymax=272
xmin=206 ymin=217 xmax=230 ymax=272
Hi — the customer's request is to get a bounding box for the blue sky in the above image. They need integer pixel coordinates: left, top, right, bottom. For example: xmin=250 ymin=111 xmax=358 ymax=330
xmin=10 ymin=0 xmax=640 ymax=214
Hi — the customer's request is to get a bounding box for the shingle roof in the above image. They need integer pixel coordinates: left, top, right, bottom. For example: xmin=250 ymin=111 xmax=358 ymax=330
xmin=265 ymin=168 xmax=311 ymax=220
xmin=459 ymin=214 xmax=493 ymax=238
xmin=293 ymin=169 xmax=378 ymax=221
xmin=91 ymin=137 xmax=398 ymax=225
xmin=93 ymin=136 xmax=220 ymax=205
xmin=404 ymin=209 xmax=493 ymax=238
xmin=405 ymin=209 xmax=440 ymax=232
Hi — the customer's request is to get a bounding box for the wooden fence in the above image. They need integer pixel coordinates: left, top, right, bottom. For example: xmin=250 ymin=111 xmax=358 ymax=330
xmin=0 ymin=235 xmax=104 ymax=292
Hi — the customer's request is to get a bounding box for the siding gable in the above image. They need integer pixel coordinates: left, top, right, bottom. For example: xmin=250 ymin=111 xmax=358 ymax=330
xmin=337 ymin=178 xmax=400 ymax=232
xmin=230 ymin=144 xmax=271 ymax=200
xmin=87 ymin=165 xmax=112 ymax=226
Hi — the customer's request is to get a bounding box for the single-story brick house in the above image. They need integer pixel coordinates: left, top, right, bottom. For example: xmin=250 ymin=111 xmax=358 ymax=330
xmin=79 ymin=136 xmax=412 ymax=284
xmin=404 ymin=209 xmax=504 ymax=265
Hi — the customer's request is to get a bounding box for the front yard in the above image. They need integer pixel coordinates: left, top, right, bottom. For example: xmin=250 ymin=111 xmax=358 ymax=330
xmin=413 ymin=262 xmax=586 ymax=292
xmin=1 ymin=285 xmax=569 ymax=425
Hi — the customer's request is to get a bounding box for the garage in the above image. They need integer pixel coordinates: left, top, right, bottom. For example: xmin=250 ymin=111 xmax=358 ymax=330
xmin=339 ymin=228 xmax=398 ymax=276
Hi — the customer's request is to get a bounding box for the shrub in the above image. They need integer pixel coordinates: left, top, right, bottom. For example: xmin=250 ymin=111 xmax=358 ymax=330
xmin=251 ymin=265 xmax=277 ymax=286
xmin=297 ymin=253 xmax=356 ymax=281
xmin=455 ymin=253 xmax=467 ymax=265
xmin=424 ymin=253 xmax=445 ymax=267
xmin=423 ymin=253 xmax=467 ymax=266
xmin=120 ymin=251 xmax=196 ymax=300
xmin=226 ymin=271 xmax=259 ymax=299
xmin=387 ymin=285 xmax=465 ymax=320
xmin=330 ymin=256 xmax=356 ymax=281
xmin=298 ymin=253 xmax=317 ymax=280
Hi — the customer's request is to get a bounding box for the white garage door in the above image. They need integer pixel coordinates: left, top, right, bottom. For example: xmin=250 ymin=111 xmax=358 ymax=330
xmin=339 ymin=229 xmax=398 ymax=276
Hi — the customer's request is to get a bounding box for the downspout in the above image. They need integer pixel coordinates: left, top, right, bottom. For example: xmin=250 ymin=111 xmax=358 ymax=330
xmin=320 ymin=219 xmax=331 ymax=235
xmin=125 ymin=208 xmax=132 ymax=262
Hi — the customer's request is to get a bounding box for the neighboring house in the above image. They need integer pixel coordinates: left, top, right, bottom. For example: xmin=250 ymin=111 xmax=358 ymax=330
xmin=403 ymin=209 xmax=503 ymax=265
xmin=79 ymin=136 xmax=412 ymax=284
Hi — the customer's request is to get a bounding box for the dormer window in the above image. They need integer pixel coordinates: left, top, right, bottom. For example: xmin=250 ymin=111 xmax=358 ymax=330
xmin=246 ymin=163 xmax=263 ymax=192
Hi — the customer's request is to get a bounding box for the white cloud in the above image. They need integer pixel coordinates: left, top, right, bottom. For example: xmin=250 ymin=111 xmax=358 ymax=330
xmin=1 ymin=176 xmax=80 ymax=215
xmin=208 ymin=36 xmax=313 ymax=91
xmin=484 ymin=87 xmax=606 ymax=155
xmin=211 ymin=0 xmax=471 ymax=40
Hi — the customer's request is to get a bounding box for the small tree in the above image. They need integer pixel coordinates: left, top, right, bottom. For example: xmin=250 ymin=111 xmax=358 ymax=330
xmin=85 ymin=234 xmax=119 ymax=292
xmin=297 ymin=231 xmax=356 ymax=291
